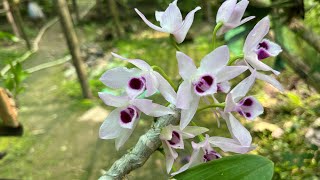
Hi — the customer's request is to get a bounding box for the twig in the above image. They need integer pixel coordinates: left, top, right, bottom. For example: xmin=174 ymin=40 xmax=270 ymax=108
xmin=99 ymin=106 xmax=180 ymax=180
xmin=26 ymin=55 xmax=71 ymax=73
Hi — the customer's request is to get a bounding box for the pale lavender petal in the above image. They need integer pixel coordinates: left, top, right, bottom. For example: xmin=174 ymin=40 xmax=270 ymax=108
xmin=180 ymin=95 xmax=200 ymax=129
xmin=155 ymin=11 xmax=164 ymax=22
xmin=193 ymin=73 xmax=218 ymax=96
xmin=99 ymin=108 xmax=122 ymax=139
xmin=244 ymin=16 xmax=270 ymax=53
xmin=111 ymin=52 xmax=152 ymax=71
xmin=163 ymin=141 xmax=178 ymax=173
xmin=227 ymin=0 xmax=250 ymax=24
xmin=230 ymin=71 xmax=256 ymax=101
xmin=199 ymin=45 xmax=229 ymax=73
xmin=256 ymin=72 xmax=284 ymax=92
xmin=131 ymin=99 xmax=174 ymax=117
xmin=261 ymin=39 xmax=282 ymax=56
xmin=118 ymin=106 xmax=139 ymax=129
xmin=224 ymin=93 xmax=237 ymax=113
xmin=100 ymin=67 xmax=140 ymax=89
xmin=176 ymin=51 xmax=197 ymax=80
xmin=144 ymin=72 xmax=158 ymax=97
xmin=126 ymin=77 xmax=146 ymax=99
xmin=160 ymin=125 xmax=174 ymax=140
xmin=245 ymin=53 xmax=280 ymax=75
xmin=217 ymin=81 xmax=231 ymax=93
xmin=135 ymin=8 xmax=168 ymax=33
xmin=216 ymin=0 xmax=237 ymax=23
xmin=98 ymin=92 xmax=129 ymax=107
xmin=153 ymin=71 xmax=177 ymax=104
xmin=148 ymin=103 xmax=175 ymax=117
xmin=225 ymin=113 xmax=252 ymax=146
xmin=239 ymin=96 xmax=264 ymax=120
xmin=160 ymin=0 xmax=183 ymax=32
xmin=115 ymin=126 xmax=135 ymax=150
xmin=171 ymin=141 xmax=203 ymax=175
xmin=239 ymin=16 xmax=255 ymax=26
xmin=173 ymin=6 xmax=201 ymax=43
xmin=216 ymin=66 xmax=248 ymax=83
xmin=176 ymin=80 xmax=193 ymax=109
xmin=181 ymin=126 xmax=209 ymax=139
xmin=208 ymin=136 xmax=254 ymax=154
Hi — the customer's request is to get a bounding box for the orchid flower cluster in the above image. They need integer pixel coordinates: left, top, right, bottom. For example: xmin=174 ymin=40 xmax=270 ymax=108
xmin=98 ymin=0 xmax=283 ymax=175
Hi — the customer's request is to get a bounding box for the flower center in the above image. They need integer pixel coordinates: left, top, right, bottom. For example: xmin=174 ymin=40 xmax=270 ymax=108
xmin=168 ymin=131 xmax=181 ymax=145
xmin=120 ymin=107 xmax=137 ymax=124
xmin=258 ymin=41 xmax=269 ymax=50
xmin=203 ymin=150 xmax=221 ymax=162
xmin=194 ymin=75 xmax=214 ymax=94
xmin=256 ymin=41 xmax=270 ymax=60
xmin=128 ymin=77 xmax=145 ymax=90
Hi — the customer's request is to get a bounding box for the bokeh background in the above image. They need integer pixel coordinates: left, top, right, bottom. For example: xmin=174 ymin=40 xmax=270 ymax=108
xmin=0 ymin=0 xmax=319 ymax=179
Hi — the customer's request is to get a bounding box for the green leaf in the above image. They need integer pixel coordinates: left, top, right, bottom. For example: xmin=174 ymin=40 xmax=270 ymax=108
xmin=173 ymin=154 xmax=274 ymax=180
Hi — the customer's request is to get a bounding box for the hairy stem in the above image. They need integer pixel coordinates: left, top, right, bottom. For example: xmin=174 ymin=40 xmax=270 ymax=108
xmin=99 ymin=106 xmax=180 ymax=180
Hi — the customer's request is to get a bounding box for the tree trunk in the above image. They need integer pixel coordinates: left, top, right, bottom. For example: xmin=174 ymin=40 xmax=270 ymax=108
xmin=109 ymin=0 xmax=124 ymax=37
xmin=289 ymin=18 xmax=320 ymax=54
xmin=7 ymin=0 xmax=32 ymax=50
xmin=0 ymin=88 xmax=19 ymax=128
xmin=71 ymin=0 xmax=80 ymax=24
xmin=55 ymin=0 xmax=92 ymax=99
xmin=3 ymin=0 xmax=20 ymax=37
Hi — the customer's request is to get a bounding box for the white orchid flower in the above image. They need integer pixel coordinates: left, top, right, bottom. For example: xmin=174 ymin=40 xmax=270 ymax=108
xmin=160 ymin=125 xmax=208 ymax=173
xmin=98 ymin=93 xmax=175 ymax=150
xmin=100 ymin=53 xmax=177 ymax=104
xmin=225 ymin=72 xmax=264 ymax=120
xmin=176 ymin=45 xmax=248 ymax=129
xmin=135 ymin=0 xmax=201 ymax=44
xmin=242 ymin=16 xmax=284 ymax=91
xmin=171 ymin=135 xmax=221 ymax=176
xmin=216 ymin=0 xmax=255 ymax=35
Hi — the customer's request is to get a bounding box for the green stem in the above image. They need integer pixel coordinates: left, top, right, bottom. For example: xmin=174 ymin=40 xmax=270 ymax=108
xmin=152 ymin=66 xmax=177 ymax=91
xmin=227 ymin=54 xmax=244 ymax=66
xmin=196 ymin=103 xmax=225 ymax=114
xmin=191 ymin=121 xmax=205 ymax=141
xmin=212 ymin=22 xmax=223 ymax=50
xmin=170 ymin=34 xmax=181 ymax=51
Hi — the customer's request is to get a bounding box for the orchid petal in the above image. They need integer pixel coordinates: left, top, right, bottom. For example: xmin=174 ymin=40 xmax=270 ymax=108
xmin=216 ymin=0 xmax=237 ymax=23
xmin=262 ymin=39 xmax=282 ymax=56
xmin=155 ymin=11 xmax=164 ymax=22
xmin=208 ymin=136 xmax=254 ymax=154
xmin=230 ymin=71 xmax=256 ymax=101
xmin=244 ymin=16 xmax=270 ymax=53
xmin=182 ymin=126 xmax=209 ymax=139
xmin=153 ymin=71 xmax=177 ymax=104
xmin=246 ymin=53 xmax=280 ymax=75
xmin=131 ymin=99 xmax=174 ymax=117
xmin=217 ymin=81 xmax=231 ymax=93
xmin=115 ymin=127 xmax=135 ymax=150
xmin=224 ymin=93 xmax=237 ymax=113
xmin=256 ymin=72 xmax=284 ymax=92
xmin=99 ymin=108 xmax=122 ymax=139
xmin=227 ymin=0 xmax=250 ymax=24
xmin=135 ymin=8 xmax=168 ymax=33
xmin=163 ymin=141 xmax=178 ymax=173
xmin=144 ymin=72 xmax=158 ymax=97
xmin=100 ymin=67 xmax=140 ymax=89
xmin=111 ymin=52 xmax=152 ymax=71
xmin=225 ymin=113 xmax=252 ymax=146
xmin=173 ymin=6 xmax=201 ymax=43
xmin=171 ymin=141 xmax=203 ymax=175
xmin=160 ymin=125 xmax=174 ymax=140
xmin=176 ymin=51 xmax=197 ymax=80
xmin=176 ymin=80 xmax=193 ymax=109
xmin=180 ymin=95 xmax=200 ymax=129
xmin=126 ymin=78 xmax=146 ymax=99
xmin=98 ymin=93 xmax=129 ymax=107
xmin=216 ymin=66 xmax=248 ymax=83
xmin=160 ymin=0 xmax=183 ymax=32
xmin=199 ymin=45 xmax=229 ymax=73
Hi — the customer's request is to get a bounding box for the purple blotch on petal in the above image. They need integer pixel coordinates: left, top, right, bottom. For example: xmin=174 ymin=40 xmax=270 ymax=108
xmin=120 ymin=107 xmax=136 ymax=124
xmin=245 ymin=112 xmax=251 ymax=118
xmin=258 ymin=41 xmax=269 ymax=50
xmin=257 ymin=49 xmax=270 ymax=60
xmin=203 ymin=150 xmax=221 ymax=162
xmin=242 ymin=98 xmax=253 ymax=106
xmin=129 ymin=77 xmax=145 ymax=90
xmin=168 ymin=131 xmax=181 ymax=145
xmin=194 ymin=75 xmax=214 ymax=94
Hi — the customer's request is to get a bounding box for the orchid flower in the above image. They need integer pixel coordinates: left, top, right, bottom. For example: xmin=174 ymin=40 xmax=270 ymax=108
xmin=176 ymin=45 xmax=248 ymax=129
xmin=100 ymin=53 xmax=177 ymax=104
xmin=216 ymin=0 xmax=255 ymax=35
xmin=98 ymin=93 xmax=174 ymax=150
xmin=225 ymin=72 xmax=264 ymax=120
xmin=171 ymin=135 xmax=221 ymax=175
xmin=209 ymin=113 xmax=255 ymax=154
xmin=135 ymin=0 xmax=201 ymax=44
xmin=159 ymin=125 xmax=208 ymax=173
xmin=242 ymin=16 xmax=284 ymax=91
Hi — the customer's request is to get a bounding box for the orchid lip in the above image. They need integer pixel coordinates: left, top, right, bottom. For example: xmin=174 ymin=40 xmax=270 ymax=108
xmin=203 ymin=149 xmax=221 ymax=162
xmin=128 ymin=77 xmax=146 ymax=90
xmin=193 ymin=75 xmax=215 ymax=94
xmin=167 ymin=130 xmax=181 ymax=146
xmin=256 ymin=40 xmax=271 ymax=60
xmin=120 ymin=106 xmax=139 ymax=124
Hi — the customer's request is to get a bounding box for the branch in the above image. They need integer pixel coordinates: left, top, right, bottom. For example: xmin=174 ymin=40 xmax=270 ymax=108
xmin=99 ymin=106 xmax=180 ymax=180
